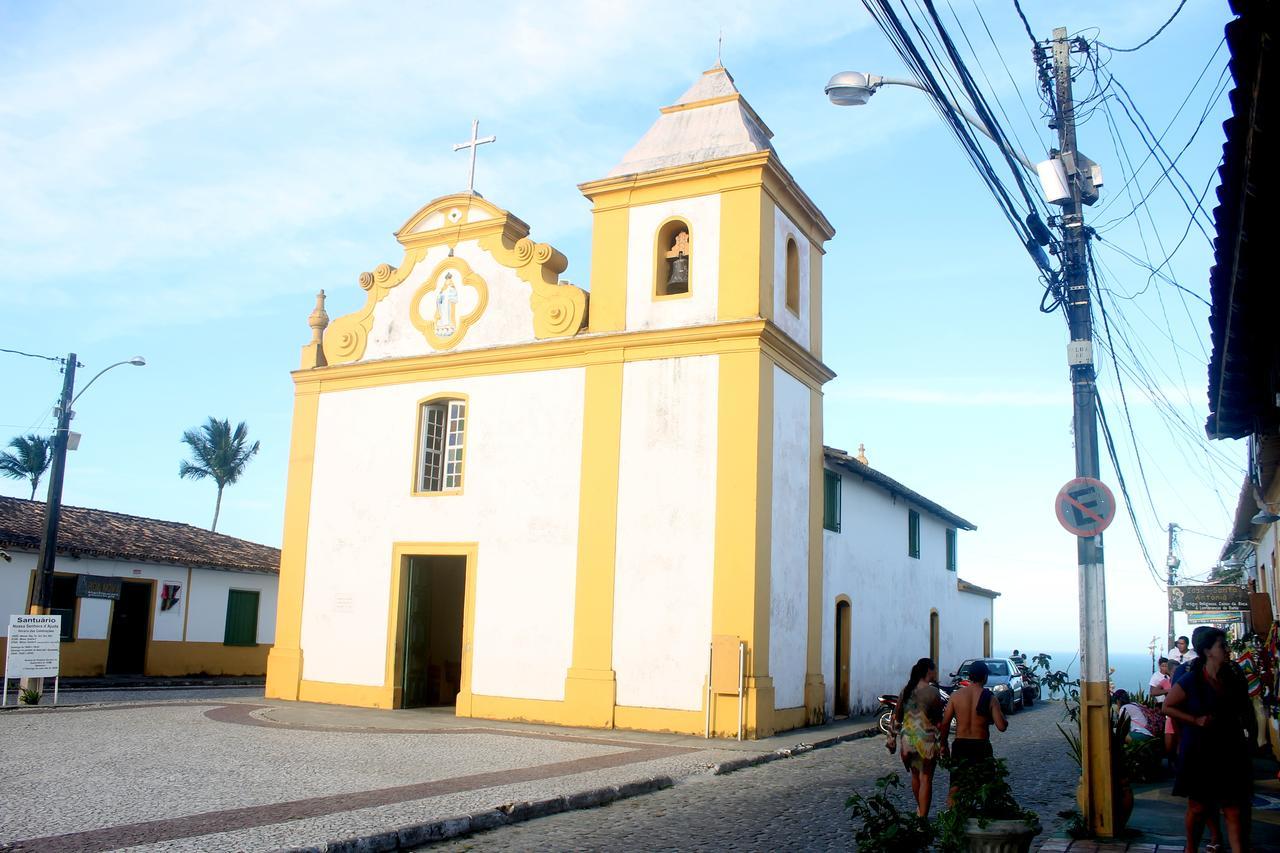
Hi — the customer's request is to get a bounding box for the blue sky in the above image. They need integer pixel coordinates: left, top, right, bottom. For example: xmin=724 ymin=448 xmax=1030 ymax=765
xmin=0 ymin=1 xmax=1241 ymax=654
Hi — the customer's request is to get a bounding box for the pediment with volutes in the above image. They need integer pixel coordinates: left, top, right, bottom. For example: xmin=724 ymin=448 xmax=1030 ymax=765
xmin=322 ymin=194 xmax=588 ymax=365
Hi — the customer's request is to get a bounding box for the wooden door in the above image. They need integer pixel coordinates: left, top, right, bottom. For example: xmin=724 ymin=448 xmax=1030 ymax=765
xmin=106 ymin=581 xmax=151 ymax=674
xmin=835 ymin=600 xmax=851 ymax=716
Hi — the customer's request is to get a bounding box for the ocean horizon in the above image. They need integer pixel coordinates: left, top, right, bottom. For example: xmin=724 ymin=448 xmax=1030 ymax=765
xmin=997 ymin=649 xmax=1160 ymax=698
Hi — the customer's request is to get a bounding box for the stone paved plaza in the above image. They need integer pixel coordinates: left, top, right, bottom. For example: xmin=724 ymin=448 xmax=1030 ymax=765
xmin=0 ymin=693 xmax=856 ymax=851
xmin=435 ymin=699 xmax=1079 ymax=851
xmin=0 ymin=692 xmax=1166 ymax=852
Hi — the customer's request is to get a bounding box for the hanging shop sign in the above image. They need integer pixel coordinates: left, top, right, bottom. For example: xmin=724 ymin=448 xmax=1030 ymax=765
xmin=1168 ymin=584 xmax=1249 ymax=612
xmin=75 ymin=575 xmax=122 ymax=600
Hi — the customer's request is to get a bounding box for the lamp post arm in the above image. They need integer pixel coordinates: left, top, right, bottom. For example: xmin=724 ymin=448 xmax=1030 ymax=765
xmin=873 ymin=76 xmax=1038 ymax=173
xmin=71 ymin=360 xmax=137 ymax=408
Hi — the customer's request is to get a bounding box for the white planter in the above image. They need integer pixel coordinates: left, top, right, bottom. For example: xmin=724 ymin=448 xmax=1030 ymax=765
xmin=963 ymin=818 xmax=1041 ymax=853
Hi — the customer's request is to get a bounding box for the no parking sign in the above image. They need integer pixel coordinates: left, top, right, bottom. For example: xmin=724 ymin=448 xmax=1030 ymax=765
xmin=1055 ymin=477 xmax=1116 ymax=537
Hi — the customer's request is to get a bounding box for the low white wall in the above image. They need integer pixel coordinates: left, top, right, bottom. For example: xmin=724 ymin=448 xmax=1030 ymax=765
xmin=301 ymin=368 xmax=585 ymax=701
xmin=769 ymin=367 xmax=810 ymax=709
xmin=612 ymin=355 xmax=719 ymax=711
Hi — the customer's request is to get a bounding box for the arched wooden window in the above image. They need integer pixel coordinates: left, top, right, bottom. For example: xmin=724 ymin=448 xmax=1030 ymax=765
xmin=929 ymin=610 xmax=940 ymax=665
xmin=785 ymin=237 xmax=800 ymax=314
xmin=655 ymin=219 xmax=691 ymax=297
xmin=983 ymin=620 xmax=992 ymax=657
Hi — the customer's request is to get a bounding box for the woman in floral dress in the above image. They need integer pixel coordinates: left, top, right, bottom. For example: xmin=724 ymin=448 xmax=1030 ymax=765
xmin=887 ymin=656 xmax=945 ymax=818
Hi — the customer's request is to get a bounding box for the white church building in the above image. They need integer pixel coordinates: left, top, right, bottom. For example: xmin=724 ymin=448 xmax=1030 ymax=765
xmin=265 ymin=65 xmax=996 ymax=737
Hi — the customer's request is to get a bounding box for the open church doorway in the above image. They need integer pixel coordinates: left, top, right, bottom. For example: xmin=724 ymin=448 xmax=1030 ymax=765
xmin=399 ymin=555 xmax=466 ymax=709
xmin=834 ymin=598 xmax=851 ymax=717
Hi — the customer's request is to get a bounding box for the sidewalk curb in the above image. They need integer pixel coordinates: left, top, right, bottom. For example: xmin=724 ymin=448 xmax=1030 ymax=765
xmin=273 ymin=723 xmax=878 ymax=852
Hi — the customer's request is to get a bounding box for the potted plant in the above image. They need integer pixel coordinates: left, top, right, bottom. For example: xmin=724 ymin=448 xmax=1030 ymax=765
xmin=846 ymin=772 xmax=934 ymax=852
xmin=935 ymin=757 xmax=1041 ymax=853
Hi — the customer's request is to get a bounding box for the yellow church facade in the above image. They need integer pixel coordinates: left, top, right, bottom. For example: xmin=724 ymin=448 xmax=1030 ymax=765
xmin=265 ymin=67 xmax=937 ymax=739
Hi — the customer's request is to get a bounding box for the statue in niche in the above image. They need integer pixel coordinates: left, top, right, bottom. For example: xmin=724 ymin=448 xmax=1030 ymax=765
xmin=664 ymin=230 xmax=690 ymax=294
xmin=434 ymin=272 xmax=460 ymax=337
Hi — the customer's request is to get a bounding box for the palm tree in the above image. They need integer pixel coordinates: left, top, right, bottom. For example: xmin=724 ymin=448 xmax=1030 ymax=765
xmin=0 ymin=434 xmax=54 ymax=500
xmin=179 ymin=418 xmax=261 ymax=532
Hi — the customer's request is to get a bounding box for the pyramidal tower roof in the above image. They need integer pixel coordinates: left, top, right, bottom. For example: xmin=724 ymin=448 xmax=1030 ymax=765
xmin=606 ymin=65 xmax=776 ymax=178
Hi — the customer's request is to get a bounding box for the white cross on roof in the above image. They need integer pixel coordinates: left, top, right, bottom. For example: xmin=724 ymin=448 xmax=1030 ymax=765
xmin=453 ymin=119 xmax=496 ymax=196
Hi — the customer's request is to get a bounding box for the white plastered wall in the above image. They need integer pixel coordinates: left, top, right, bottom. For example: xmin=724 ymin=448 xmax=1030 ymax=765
xmin=821 ymin=469 xmax=989 ymax=713
xmin=947 ymin=589 xmax=995 ymax=665
xmin=0 ymin=553 xmax=275 ymax=643
xmin=769 ymin=366 xmax=811 ymax=709
xmin=772 ymin=208 xmax=812 ymax=350
xmin=301 ymin=369 xmax=585 ymax=701
xmin=612 ymin=355 xmax=719 ymax=710
xmin=362 ymin=238 xmax=543 ymax=360
xmin=186 ymin=568 xmax=278 ymax=645
xmin=624 ymin=194 xmax=721 ymax=331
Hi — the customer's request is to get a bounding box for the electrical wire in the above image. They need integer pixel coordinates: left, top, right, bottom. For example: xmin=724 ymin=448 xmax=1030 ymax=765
xmin=1096 ymin=391 xmax=1166 ymax=590
xmin=1106 ymin=74 xmax=1215 ymax=243
xmin=1098 ymin=0 xmax=1189 ymax=53
xmin=0 ymin=348 xmax=62 ymax=364
xmin=863 ymin=0 xmax=1041 ymax=261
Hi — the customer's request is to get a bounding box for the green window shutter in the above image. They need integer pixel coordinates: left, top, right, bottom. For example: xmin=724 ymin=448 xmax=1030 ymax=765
xmin=946 ymin=529 xmax=957 ymax=571
xmin=224 ymin=589 xmax=260 ymax=646
xmin=908 ymin=510 xmax=920 ymax=559
xmin=823 ymin=470 xmax=841 ymax=532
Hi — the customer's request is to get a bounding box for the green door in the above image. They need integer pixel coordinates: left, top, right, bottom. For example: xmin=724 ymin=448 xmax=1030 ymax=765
xmin=401 ymin=559 xmax=431 ymax=708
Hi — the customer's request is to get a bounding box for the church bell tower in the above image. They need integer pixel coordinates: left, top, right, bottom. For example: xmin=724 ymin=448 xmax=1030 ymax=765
xmin=573 ymin=65 xmax=838 ymax=736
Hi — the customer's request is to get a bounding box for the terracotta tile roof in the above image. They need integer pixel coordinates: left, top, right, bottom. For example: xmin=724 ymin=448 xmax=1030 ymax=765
xmin=0 ymin=495 xmax=279 ymax=574
xmin=957 ymin=579 xmax=1000 ymax=599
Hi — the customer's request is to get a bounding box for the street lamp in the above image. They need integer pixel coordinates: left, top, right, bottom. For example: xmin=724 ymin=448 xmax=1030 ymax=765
xmin=28 ymin=353 xmax=146 ymax=615
xmin=825 ymin=71 xmax=1038 ymax=172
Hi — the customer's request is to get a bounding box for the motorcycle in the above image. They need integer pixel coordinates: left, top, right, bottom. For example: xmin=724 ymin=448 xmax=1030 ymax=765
xmin=877 ymin=685 xmax=953 ymax=737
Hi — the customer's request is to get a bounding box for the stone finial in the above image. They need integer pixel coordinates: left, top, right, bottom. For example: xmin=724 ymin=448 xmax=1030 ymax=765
xmin=856 ymin=443 xmax=868 ymax=465
xmin=308 ymin=290 xmax=329 ymax=344
xmin=301 ymin=290 xmax=329 ymax=369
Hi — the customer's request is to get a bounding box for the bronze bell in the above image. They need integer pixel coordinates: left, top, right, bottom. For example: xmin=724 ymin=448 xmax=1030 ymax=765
xmin=666 ymin=254 xmax=689 ymax=293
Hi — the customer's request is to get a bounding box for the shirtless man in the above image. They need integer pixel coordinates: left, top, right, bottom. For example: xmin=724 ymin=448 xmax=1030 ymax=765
xmin=941 ymin=660 xmax=1007 ymax=798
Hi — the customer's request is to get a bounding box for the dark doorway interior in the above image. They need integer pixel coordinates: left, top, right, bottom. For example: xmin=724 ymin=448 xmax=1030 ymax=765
xmin=835 ymin=600 xmax=851 ymax=717
xmin=401 ymin=555 xmax=466 ymax=708
xmin=106 ymin=581 xmax=152 ymax=674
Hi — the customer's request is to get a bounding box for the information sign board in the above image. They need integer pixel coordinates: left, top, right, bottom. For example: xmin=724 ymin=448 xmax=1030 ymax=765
xmin=5 ymin=615 xmax=61 ymax=677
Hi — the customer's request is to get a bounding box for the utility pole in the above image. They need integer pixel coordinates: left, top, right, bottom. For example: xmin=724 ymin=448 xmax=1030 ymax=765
xmin=27 ymin=353 xmax=77 ymax=616
xmin=1050 ymin=27 xmax=1114 ymax=837
xmin=1166 ymin=523 xmax=1180 ymax=651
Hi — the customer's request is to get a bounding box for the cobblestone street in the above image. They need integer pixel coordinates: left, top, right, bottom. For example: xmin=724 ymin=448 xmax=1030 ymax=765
xmin=435 ymin=701 xmax=1078 ymax=851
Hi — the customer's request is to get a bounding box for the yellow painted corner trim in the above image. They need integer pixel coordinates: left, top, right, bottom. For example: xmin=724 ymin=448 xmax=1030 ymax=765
xmin=395 ymin=193 xmax=528 ymax=244
xmin=476 ymin=232 xmax=587 ymax=339
xmin=409 ymin=256 xmax=489 ymax=351
xmin=298 ymin=679 xmax=396 ymax=709
xmin=297 ymin=319 xmax=834 ymax=393
xmin=659 ymin=93 xmax=741 ymax=114
xmin=580 ymin=153 xmax=773 ymax=213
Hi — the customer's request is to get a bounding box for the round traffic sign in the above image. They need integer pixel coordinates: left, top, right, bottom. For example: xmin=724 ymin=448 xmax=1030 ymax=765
xmin=1055 ymin=477 xmax=1116 ymax=537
